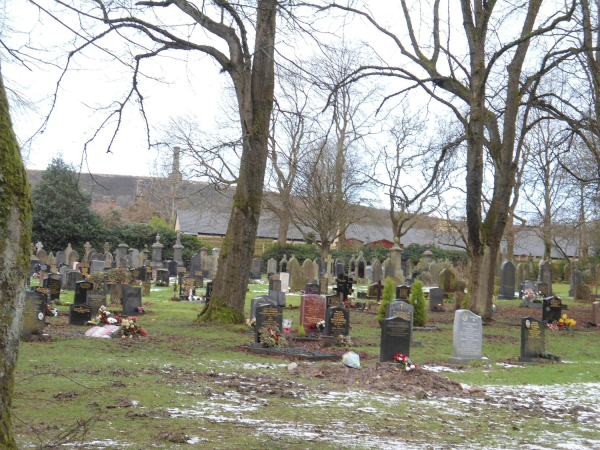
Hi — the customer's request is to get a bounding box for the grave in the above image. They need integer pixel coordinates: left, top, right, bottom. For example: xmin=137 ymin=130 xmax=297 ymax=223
xmin=439 ymin=268 xmax=456 ymax=293
xmin=518 ymin=317 xmax=551 ymax=363
xmin=448 ymin=310 xmax=483 ymax=364
xmin=142 ymin=282 xmax=151 ymax=297
xmin=22 ymin=290 xmax=47 ymax=339
xmin=591 ymin=301 xmax=600 ymax=326
xmin=45 ymin=277 xmax=61 ymax=302
xmin=380 ymin=315 xmax=412 ymax=361
xmin=254 ymin=303 xmax=284 ymax=344
xmin=205 ymin=281 xmax=213 ymax=302
xmin=324 ymin=305 xmax=350 ymax=337
xmin=429 ymin=287 xmax=444 ymax=311
xmin=250 ymin=296 xmax=276 ymax=321
xmin=333 ymin=275 xmax=355 ymax=303
xmin=69 ymin=303 xmax=92 ymax=326
xmin=575 ymin=285 xmax=592 ymax=302
xmin=537 ymin=282 xmax=549 ymax=298
xmin=569 ymin=270 xmax=583 ymax=297
xmin=498 ymin=261 xmax=516 ymax=299
xmin=300 ymin=294 xmax=327 ymax=332
xmin=250 ymin=257 xmax=262 ymax=280
xmin=395 ymin=285 xmax=411 ymax=302
xmin=86 ymin=290 xmax=107 ymax=316
xmin=179 ymin=277 xmax=196 ymax=300
xmin=372 ymin=260 xmax=383 ymax=284
xmin=122 ymin=286 xmax=143 ymax=315
xmin=542 ymin=296 xmax=562 ymax=323
xmin=305 ymin=283 xmax=321 ymax=295
xmin=367 ymin=281 xmax=382 ymax=300
xmin=74 ymin=280 xmax=94 ymax=304
xmin=156 ymin=268 xmax=170 ymax=286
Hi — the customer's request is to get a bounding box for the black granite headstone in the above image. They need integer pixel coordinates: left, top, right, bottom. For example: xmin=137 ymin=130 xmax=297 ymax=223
xmin=156 ymin=269 xmax=170 ymax=286
xmin=254 ymin=303 xmax=283 ymax=343
xmin=429 ymin=287 xmax=444 ymax=310
xmin=69 ymin=303 xmax=92 ymax=326
xmin=122 ymin=286 xmax=143 ymax=315
xmin=74 ymin=280 xmax=94 ymax=304
xmin=380 ymin=316 xmax=412 ymax=361
xmin=324 ymin=305 xmax=350 ymax=337
xmin=22 ymin=290 xmax=46 ymax=338
xmin=395 ymin=285 xmax=411 ymax=302
xmin=179 ymin=276 xmax=196 ymax=300
xmin=518 ymin=317 xmax=546 ymax=362
xmin=542 ymin=296 xmax=562 ymax=323
xmin=45 ymin=277 xmax=62 ymax=302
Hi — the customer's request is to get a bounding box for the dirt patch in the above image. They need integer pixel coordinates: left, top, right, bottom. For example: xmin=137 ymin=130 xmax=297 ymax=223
xmin=292 ymin=363 xmax=469 ymax=398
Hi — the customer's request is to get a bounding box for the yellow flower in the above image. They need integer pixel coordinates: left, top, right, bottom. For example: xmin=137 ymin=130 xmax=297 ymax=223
xmin=562 ymin=314 xmax=567 ymax=320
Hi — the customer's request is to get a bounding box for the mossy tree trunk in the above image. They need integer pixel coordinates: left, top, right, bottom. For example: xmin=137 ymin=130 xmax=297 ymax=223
xmin=197 ymin=0 xmax=276 ymax=323
xmin=0 ymin=69 xmax=33 ymax=449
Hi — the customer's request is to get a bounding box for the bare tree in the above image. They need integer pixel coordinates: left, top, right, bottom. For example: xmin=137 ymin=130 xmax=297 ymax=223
xmin=31 ymin=0 xmax=278 ymax=323
xmin=374 ymin=113 xmax=459 ymax=244
xmin=314 ymin=0 xmax=577 ymax=320
xmin=291 ymin=140 xmax=368 ymax=257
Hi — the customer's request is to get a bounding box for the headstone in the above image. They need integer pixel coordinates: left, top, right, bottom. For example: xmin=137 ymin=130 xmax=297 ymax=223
xmin=179 ymin=276 xmax=196 ymax=300
xmin=356 ymin=253 xmax=366 ymax=279
xmin=210 ymin=248 xmax=220 ymax=277
xmin=250 ymin=257 xmax=262 ymax=280
xmin=55 ymin=251 xmax=67 ymax=266
xmin=386 ymin=301 xmax=413 ymax=325
xmin=498 ymin=261 xmax=516 ymax=299
xmin=267 ymin=258 xmax=277 ymax=275
xmin=348 ymin=255 xmax=356 ymax=275
xmin=395 ymin=285 xmax=411 ymax=302
xmin=279 ymin=254 xmax=288 ymax=273
xmin=86 ymin=290 xmax=107 ymax=316
xmin=46 ymin=252 xmax=56 ymax=267
xmin=383 ymin=258 xmax=394 ymax=280
xmin=156 ymin=269 xmax=170 ymax=286
xmin=537 ymin=282 xmax=549 ymax=297
xmin=563 ymin=264 xmax=571 ymax=284
xmin=575 ymin=285 xmax=592 ymax=302
xmin=448 ymin=310 xmax=483 ymax=364
xmin=279 ymin=272 xmax=290 ymax=292
xmin=36 ymin=248 xmax=47 ymax=264
xmin=151 ymin=235 xmax=163 ymax=269
xmin=205 ymin=281 xmax=213 ymax=302
xmin=142 ymin=282 xmax=151 ymax=297
xmin=91 ymin=260 xmax=105 ymax=273
xmin=104 ymin=252 xmax=114 ymax=267
xmin=300 ymin=294 xmax=327 ymax=332
xmin=367 ymin=282 xmax=382 ymax=300
xmin=249 ymin=296 xmax=276 ymax=321
xmin=46 ymin=277 xmax=61 ymax=302
xmin=305 ymin=283 xmax=321 ymax=295
xmin=82 ymin=242 xmax=93 ymax=264
xmin=324 ymin=305 xmax=350 ymax=337
xmin=542 ymin=296 xmax=562 ymax=323
xmin=365 ymin=265 xmax=373 ymax=282
xmin=130 ymin=267 xmax=141 ymax=281
xmin=74 ymin=280 xmax=94 ymax=304
xmin=22 ymin=290 xmax=46 ymax=338
xmin=66 ymin=270 xmax=83 ymax=291
xmin=538 ymin=260 xmax=553 ymax=295
xmin=591 ymin=302 xmax=600 ymax=326
xmin=288 ymin=256 xmax=301 ymax=289
xmin=302 ymin=258 xmax=316 ymax=284
xmin=173 ymin=232 xmax=184 ymax=267
xmin=372 ymin=260 xmax=383 ymax=284
xmin=68 ymin=250 xmax=79 ymax=269
xmin=429 ymin=262 xmax=440 ymax=285
xmin=380 ymin=315 xmax=412 ymax=362
xmin=254 ymin=303 xmax=283 ymax=343
xmin=429 ymin=287 xmax=444 ymax=311
xmin=167 ymin=260 xmax=178 ymax=277
xmin=268 ymin=277 xmax=286 ymax=306
xmin=77 ymin=263 xmax=90 ymax=277
xmin=314 ymin=257 xmax=323 ymax=278
xmin=122 ymin=286 xmax=143 ymax=315
xmin=333 ymin=275 xmax=355 ymax=302
xmin=320 ymin=276 xmax=328 ymax=295
xmin=518 ymin=317 xmax=546 ymax=363
xmin=569 ymin=270 xmax=583 ymax=297
xmin=439 ymin=268 xmax=456 ymax=293
xmin=516 ymin=263 xmax=524 ymax=290
xmin=69 ymin=303 xmax=92 ymax=326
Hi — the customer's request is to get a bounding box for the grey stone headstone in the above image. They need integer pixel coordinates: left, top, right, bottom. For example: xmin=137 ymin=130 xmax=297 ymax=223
xmin=66 ymin=270 xmax=83 ymax=291
xmin=156 ymin=269 xmax=170 ymax=286
xmin=91 ymin=260 xmax=106 ymax=273
xmin=372 ymin=261 xmax=383 ymax=283
xmin=429 ymin=287 xmax=444 ymax=311
xmin=448 ymin=310 xmax=483 ymax=364
xmin=386 ymin=301 xmax=414 ymax=333
xmin=68 ymin=250 xmax=79 ymax=269
xmin=335 ymin=261 xmax=345 ymax=277
xmin=91 ymin=252 xmax=104 ymax=261
xmin=498 ymin=261 xmax=516 ymax=299
xmin=569 ymin=270 xmax=583 ymax=297
xmin=190 ymin=253 xmax=201 ymax=273
xmin=250 ymin=257 xmax=262 ymax=280
xmin=55 ymin=251 xmax=67 ymax=266
xmin=86 ymin=290 xmax=107 ymax=316
xmin=380 ymin=315 xmax=412 ymax=362
xmin=591 ymin=301 xmax=600 ymax=326
xmin=267 ymin=258 xmax=277 ymax=275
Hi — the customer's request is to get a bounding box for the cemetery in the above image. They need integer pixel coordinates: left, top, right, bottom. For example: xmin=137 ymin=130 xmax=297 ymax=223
xmin=11 ymin=242 xmax=600 ymax=448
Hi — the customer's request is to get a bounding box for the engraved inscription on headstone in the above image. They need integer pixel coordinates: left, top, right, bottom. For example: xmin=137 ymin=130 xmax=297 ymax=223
xmin=380 ymin=316 xmax=411 ymax=361
xmin=518 ymin=317 xmax=546 ymax=363
xmin=448 ymin=310 xmax=483 ymax=364
xmin=324 ymin=306 xmax=350 ymax=337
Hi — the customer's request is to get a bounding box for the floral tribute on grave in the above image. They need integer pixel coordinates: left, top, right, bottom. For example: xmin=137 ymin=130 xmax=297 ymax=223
xmin=257 ymin=326 xmax=289 ymax=348
xmin=547 ymin=314 xmax=576 ymax=331
xmin=394 ymin=353 xmax=418 ymax=372
xmin=85 ymin=306 xmax=147 ymax=338
xmin=46 ymin=304 xmax=58 ymax=317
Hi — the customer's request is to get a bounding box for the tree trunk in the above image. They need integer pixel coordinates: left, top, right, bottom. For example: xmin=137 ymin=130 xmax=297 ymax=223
xmin=0 ymin=70 xmax=32 ymax=449
xmin=197 ymin=0 xmax=276 ymax=323
xmin=469 ymin=246 xmax=495 ymax=320
xmin=277 ymin=213 xmax=290 ymax=244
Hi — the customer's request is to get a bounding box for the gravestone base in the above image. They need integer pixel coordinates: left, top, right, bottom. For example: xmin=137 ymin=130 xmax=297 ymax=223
xmin=22 ymin=333 xmax=52 ymax=342
xmin=448 ymin=356 xmax=483 ymax=364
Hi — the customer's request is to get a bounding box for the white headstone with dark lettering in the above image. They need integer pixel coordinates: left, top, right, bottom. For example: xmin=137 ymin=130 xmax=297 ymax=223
xmin=448 ymin=310 xmax=483 ymax=364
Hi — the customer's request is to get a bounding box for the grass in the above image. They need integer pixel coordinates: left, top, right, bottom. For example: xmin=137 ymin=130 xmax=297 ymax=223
xmin=12 ymin=278 xmax=600 ymax=448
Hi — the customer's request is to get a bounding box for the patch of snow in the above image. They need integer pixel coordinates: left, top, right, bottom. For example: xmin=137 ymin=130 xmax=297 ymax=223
xmin=421 ymin=364 xmax=465 ymax=373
